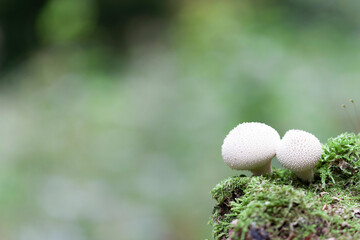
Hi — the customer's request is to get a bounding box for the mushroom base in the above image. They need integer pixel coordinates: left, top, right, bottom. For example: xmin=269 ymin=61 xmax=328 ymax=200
xmin=293 ymin=169 xmax=314 ymax=182
xmin=250 ymin=161 xmax=273 ymax=176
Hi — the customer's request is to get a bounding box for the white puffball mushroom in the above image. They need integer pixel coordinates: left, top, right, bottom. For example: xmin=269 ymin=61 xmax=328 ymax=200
xmin=221 ymin=122 xmax=280 ymax=176
xmin=276 ymin=129 xmax=322 ymax=182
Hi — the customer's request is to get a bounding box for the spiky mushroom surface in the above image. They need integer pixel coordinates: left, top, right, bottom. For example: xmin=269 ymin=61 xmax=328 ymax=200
xmin=276 ymin=129 xmax=322 ymax=182
xmin=221 ymin=122 xmax=280 ymax=176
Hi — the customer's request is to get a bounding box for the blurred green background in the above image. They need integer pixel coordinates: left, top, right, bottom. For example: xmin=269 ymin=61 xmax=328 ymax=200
xmin=0 ymin=0 xmax=360 ymax=239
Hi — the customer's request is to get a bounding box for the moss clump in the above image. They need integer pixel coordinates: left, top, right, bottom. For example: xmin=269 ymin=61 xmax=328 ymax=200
xmin=317 ymin=133 xmax=360 ymax=190
xmin=210 ymin=133 xmax=360 ymax=240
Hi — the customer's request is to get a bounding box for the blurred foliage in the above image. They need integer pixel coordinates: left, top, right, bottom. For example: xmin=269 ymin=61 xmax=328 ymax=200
xmin=37 ymin=0 xmax=96 ymax=45
xmin=1 ymin=0 xmax=360 ymax=240
xmin=0 ymin=0 xmax=47 ymax=68
xmin=0 ymin=0 xmax=169 ymax=69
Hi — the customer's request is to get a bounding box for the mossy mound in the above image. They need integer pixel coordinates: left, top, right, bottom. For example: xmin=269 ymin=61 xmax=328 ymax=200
xmin=317 ymin=133 xmax=360 ymax=192
xmin=210 ymin=133 xmax=360 ymax=240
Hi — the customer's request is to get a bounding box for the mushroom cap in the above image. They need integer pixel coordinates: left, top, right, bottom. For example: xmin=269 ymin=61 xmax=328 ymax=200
xmin=276 ymin=129 xmax=322 ymax=172
xmin=221 ymin=122 xmax=280 ymax=170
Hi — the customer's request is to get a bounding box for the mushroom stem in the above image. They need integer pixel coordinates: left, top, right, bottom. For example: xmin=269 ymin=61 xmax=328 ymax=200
xmin=294 ymin=169 xmax=314 ymax=182
xmin=251 ymin=161 xmax=273 ymax=176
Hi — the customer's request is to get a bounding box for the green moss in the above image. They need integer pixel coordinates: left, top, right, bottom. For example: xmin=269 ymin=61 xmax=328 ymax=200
xmin=317 ymin=132 xmax=360 ymax=189
xmin=210 ymin=133 xmax=360 ymax=240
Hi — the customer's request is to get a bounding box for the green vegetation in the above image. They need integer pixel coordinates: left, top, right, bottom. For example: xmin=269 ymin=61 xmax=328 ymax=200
xmin=317 ymin=133 xmax=360 ymax=191
xmin=210 ymin=133 xmax=360 ymax=240
xmin=4 ymin=1 xmax=360 ymax=239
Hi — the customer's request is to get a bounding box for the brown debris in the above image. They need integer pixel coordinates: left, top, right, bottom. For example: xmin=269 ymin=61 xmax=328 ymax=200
xmin=319 ymin=192 xmax=329 ymax=197
xmin=333 ymin=207 xmax=345 ymax=216
xmin=354 ymin=209 xmax=360 ymax=219
xmin=337 ymin=159 xmax=352 ymax=172
xmin=322 ymin=204 xmax=332 ymax=212
xmin=341 ymin=222 xmax=350 ymax=228
xmin=244 ymin=223 xmax=270 ymax=240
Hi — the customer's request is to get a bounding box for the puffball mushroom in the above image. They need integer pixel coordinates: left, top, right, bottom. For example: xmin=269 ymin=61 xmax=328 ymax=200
xmin=276 ymin=129 xmax=322 ymax=182
xmin=221 ymin=122 xmax=280 ymax=176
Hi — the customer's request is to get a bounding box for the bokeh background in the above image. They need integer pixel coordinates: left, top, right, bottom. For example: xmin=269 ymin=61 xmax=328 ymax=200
xmin=0 ymin=0 xmax=360 ymax=239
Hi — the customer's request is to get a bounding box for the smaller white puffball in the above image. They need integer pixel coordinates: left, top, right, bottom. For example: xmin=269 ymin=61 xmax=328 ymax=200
xmin=276 ymin=129 xmax=322 ymax=182
xmin=221 ymin=122 xmax=280 ymax=175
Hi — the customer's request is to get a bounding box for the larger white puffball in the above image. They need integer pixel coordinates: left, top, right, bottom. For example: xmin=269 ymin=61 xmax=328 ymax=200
xmin=221 ymin=122 xmax=280 ymax=170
